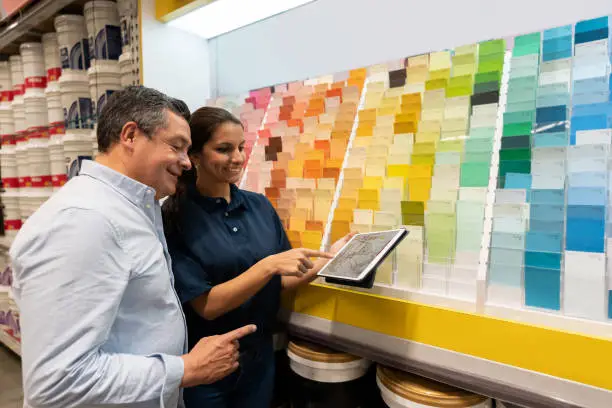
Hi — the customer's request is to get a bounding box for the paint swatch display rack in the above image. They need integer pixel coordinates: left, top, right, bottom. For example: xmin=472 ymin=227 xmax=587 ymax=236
xmin=216 ymin=15 xmax=612 ymax=335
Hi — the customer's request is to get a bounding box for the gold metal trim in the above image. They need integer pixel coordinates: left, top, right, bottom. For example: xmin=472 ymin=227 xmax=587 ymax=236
xmin=288 ymin=340 xmax=361 ymax=364
xmin=377 ymin=366 xmax=487 ymax=407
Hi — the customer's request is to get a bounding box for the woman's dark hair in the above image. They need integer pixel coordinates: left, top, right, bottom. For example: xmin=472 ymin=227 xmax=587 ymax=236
xmin=162 ymin=106 xmax=243 ymax=237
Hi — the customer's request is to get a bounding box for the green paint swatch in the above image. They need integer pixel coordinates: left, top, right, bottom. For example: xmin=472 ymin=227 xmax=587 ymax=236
xmin=474 ymin=81 xmax=499 ymax=94
xmin=435 ymin=151 xmax=462 ymax=164
xmin=508 ymin=76 xmax=539 ymax=89
xmin=506 ymin=100 xmax=537 ymax=113
xmin=469 ymin=127 xmax=496 ymax=139
xmin=478 ymin=57 xmax=505 ymax=74
xmin=507 ymin=89 xmax=538 ymax=104
xmin=460 ymin=162 xmax=490 ymax=187
xmin=479 ymin=39 xmax=506 ymax=56
xmin=509 ymin=54 xmax=540 ymax=69
xmin=465 ymin=138 xmax=494 ymax=153
xmin=463 ymin=151 xmax=492 ymax=163
xmin=475 ymin=70 xmax=501 ymax=85
xmin=503 ymin=110 xmax=535 ymax=124
xmin=499 ymin=160 xmax=531 ymax=177
xmin=499 ymin=148 xmax=531 ymax=161
xmin=503 ymin=122 xmax=533 ymax=136
xmin=446 ymin=86 xmax=473 ymax=98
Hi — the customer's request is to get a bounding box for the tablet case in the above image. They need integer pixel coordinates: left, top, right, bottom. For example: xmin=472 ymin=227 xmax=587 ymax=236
xmin=324 ymin=228 xmax=409 ymax=289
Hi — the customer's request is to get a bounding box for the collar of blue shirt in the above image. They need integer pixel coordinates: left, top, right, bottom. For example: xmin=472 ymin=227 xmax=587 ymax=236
xmin=186 ymin=183 xmax=249 ymax=213
xmin=79 ymin=160 xmax=157 ymax=210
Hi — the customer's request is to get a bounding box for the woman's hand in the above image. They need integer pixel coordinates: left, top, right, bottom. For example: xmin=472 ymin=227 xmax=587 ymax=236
xmin=329 ymin=232 xmax=356 ymax=255
xmin=260 ymin=248 xmax=333 ymax=277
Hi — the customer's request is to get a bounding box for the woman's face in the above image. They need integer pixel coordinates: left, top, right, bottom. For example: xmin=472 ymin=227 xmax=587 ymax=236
xmin=195 ymin=122 xmax=245 ymax=185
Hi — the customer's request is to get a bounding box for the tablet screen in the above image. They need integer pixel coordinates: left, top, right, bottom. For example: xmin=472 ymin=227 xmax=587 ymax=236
xmin=318 ymin=229 xmax=406 ymax=281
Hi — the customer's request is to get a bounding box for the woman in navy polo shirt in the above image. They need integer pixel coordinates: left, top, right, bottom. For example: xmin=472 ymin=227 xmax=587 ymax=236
xmin=162 ymin=107 xmax=351 ymax=408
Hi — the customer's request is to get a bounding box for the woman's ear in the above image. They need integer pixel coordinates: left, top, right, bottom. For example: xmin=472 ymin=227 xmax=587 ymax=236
xmin=189 ymin=154 xmax=200 ymax=171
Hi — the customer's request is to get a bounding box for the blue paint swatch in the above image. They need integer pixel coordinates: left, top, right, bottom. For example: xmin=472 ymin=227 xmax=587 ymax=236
xmin=525 ymin=267 xmax=561 ymax=310
xmin=526 ymin=231 xmax=563 ymax=253
xmin=525 ymin=251 xmax=562 ymax=269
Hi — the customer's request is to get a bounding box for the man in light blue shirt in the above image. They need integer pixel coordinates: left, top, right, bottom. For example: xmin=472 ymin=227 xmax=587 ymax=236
xmin=10 ymin=87 xmax=256 ymax=408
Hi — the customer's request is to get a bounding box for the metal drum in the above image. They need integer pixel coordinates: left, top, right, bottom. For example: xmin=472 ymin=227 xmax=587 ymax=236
xmin=287 ymin=339 xmax=374 ymax=408
xmin=376 ymin=365 xmax=492 ymax=408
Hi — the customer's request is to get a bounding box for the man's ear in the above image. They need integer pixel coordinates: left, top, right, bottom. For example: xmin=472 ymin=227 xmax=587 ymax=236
xmin=118 ymin=121 xmax=139 ymax=150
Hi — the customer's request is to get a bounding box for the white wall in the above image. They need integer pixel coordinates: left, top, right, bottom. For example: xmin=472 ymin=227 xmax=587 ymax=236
xmin=210 ymin=0 xmax=612 ymax=95
xmin=141 ymin=0 xmax=210 ymax=112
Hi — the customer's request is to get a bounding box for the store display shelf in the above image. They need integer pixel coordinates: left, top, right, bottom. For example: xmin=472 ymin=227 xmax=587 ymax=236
xmin=282 ymin=283 xmax=612 ymax=408
xmin=314 ymin=278 xmax=612 ymax=339
xmin=0 ymin=0 xmax=87 ymax=55
xmin=0 ymin=236 xmax=14 ymax=252
xmin=0 ymin=328 xmax=21 ymax=356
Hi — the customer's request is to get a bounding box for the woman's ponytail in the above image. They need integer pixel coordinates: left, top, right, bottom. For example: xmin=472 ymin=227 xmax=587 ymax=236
xmin=161 ymin=105 xmax=243 ymax=239
xmin=162 ymin=166 xmax=196 ymax=238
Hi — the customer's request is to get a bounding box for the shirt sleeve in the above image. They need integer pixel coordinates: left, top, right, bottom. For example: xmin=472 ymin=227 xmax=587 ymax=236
xmin=10 ymin=208 xmax=184 ymax=408
xmin=169 ymin=239 xmax=213 ymax=304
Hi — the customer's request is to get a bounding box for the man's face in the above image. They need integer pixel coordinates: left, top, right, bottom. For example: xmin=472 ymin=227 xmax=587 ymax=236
xmin=130 ymin=110 xmax=191 ymax=199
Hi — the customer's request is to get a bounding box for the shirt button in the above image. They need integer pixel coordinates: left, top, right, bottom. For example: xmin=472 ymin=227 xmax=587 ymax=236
xmin=146 ymin=204 xmax=151 ymax=208
xmin=225 ymin=212 xmax=229 ymax=217
xmin=216 ymin=199 xmax=221 ymax=204
xmin=232 ymin=227 xmax=238 ymax=232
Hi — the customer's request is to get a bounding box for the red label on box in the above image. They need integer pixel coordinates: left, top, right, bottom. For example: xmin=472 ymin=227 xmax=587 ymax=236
xmin=47 ymin=68 xmax=61 ymax=82
xmin=25 ymin=76 xmax=47 ymax=89
xmin=15 ymin=131 xmax=28 ymax=143
xmin=31 ymin=175 xmax=53 ymax=188
xmin=0 ymin=90 xmax=13 ymax=102
xmin=12 ymin=84 xmax=24 ymax=96
xmin=1 ymin=133 xmax=14 ymax=145
xmin=18 ymin=176 xmax=32 ymax=188
xmin=28 ymin=126 xmax=49 ymax=139
xmin=2 ymin=177 xmax=19 ymax=188
xmin=49 ymin=122 xmax=65 ymax=135
xmin=52 ymin=174 xmax=67 ymax=187
xmin=4 ymin=220 xmax=22 ymax=230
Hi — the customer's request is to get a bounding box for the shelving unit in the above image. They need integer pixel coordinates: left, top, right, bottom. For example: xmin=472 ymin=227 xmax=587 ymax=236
xmin=263 ymin=16 xmax=612 ymax=408
xmin=0 ymin=327 xmax=20 ymax=356
xmin=282 ymin=283 xmax=612 ymax=408
xmin=0 ymin=0 xmax=89 ymax=55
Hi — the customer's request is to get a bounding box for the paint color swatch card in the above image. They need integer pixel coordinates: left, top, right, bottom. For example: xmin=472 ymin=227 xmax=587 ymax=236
xmin=563 ymin=16 xmax=611 ymax=320
xmin=487 ymin=32 xmax=538 ymax=307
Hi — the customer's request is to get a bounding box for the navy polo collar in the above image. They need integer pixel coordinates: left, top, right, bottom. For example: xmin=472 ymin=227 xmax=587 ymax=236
xmin=187 ymin=183 xmax=248 ymax=213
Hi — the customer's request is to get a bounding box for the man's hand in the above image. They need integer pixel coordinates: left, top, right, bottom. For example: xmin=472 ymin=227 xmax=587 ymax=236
xmin=180 ymin=324 xmax=257 ymax=388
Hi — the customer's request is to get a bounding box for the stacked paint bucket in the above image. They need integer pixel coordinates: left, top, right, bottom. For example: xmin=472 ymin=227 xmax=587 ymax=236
xmin=85 ymin=1 xmax=122 ymax=156
xmin=43 ymin=33 xmax=68 ymax=192
xmin=0 ymin=62 xmax=19 ymax=237
xmin=117 ymin=0 xmax=139 ymax=87
xmin=10 ymin=55 xmax=30 ymax=224
xmin=21 ymin=42 xmax=53 ymax=218
xmin=54 ymin=14 xmax=95 ymax=167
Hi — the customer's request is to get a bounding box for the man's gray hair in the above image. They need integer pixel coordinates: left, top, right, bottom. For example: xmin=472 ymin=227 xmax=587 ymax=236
xmin=97 ymin=86 xmax=186 ymax=153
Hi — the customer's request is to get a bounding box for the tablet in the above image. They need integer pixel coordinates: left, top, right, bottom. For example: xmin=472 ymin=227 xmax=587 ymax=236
xmin=317 ymin=228 xmax=408 ymax=282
